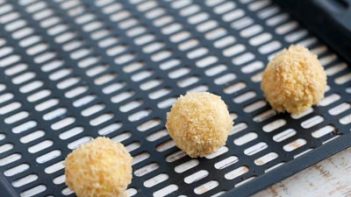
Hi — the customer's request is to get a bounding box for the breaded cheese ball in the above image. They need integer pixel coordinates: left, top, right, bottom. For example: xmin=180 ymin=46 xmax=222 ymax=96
xmin=65 ymin=137 xmax=132 ymax=197
xmin=166 ymin=92 xmax=233 ymax=158
xmin=261 ymin=45 xmax=327 ymax=115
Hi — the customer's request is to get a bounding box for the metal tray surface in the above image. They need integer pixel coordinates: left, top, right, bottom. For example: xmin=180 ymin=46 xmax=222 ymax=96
xmin=0 ymin=0 xmax=350 ymax=197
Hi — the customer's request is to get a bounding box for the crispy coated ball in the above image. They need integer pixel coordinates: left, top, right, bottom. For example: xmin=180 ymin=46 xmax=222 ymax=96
xmin=65 ymin=137 xmax=132 ymax=197
xmin=166 ymin=92 xmax=233 ymax=158
xmin=261 ymin=45 xmax=327 ymax=115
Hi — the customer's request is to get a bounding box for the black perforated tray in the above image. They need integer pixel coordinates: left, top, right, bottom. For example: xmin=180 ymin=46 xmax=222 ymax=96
xmin=0 ymin=0 xmax=350 ymax=197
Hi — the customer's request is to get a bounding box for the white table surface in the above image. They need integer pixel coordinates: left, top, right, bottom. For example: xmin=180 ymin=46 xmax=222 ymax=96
xmin=254 ymin=147 xmax=351 ymax=197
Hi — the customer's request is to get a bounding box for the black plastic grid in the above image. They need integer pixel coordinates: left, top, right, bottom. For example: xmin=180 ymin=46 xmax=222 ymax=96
xmin=276 ymin=0 xmax=351 ymax=64
xmin=0 ymin=0 xmax=349 ymax=197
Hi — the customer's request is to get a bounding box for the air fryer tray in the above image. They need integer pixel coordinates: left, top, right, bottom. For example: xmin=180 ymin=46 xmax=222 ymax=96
xmin=0 ymin=0 xmax=350 ymax=196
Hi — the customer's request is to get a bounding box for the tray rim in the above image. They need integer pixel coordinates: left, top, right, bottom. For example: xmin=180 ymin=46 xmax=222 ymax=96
xmin=224 ymin=131 xmax=351 ymax=196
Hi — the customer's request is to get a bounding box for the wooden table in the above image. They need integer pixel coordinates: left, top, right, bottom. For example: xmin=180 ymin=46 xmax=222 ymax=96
xmin=254 ymin=147 xmax=351 ymax=197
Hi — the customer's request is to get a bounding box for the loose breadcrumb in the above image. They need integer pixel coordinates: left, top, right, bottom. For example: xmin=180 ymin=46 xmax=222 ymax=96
xmin=65 ymin=137 xmax=132 ymax=197
xmin=261 ymin=45 xmax=327 ymax=115
xmin=166 ymin=92 xmax=233 ymax=158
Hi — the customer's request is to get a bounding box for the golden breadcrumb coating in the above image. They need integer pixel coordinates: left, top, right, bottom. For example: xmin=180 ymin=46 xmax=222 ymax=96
xmin=166 ymin=92 xmax=233 ymax=158
xmin=65 ymin=137 xmax=132 ymax=197
xmin=261 ymin=45 xmax=327 ymax=115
